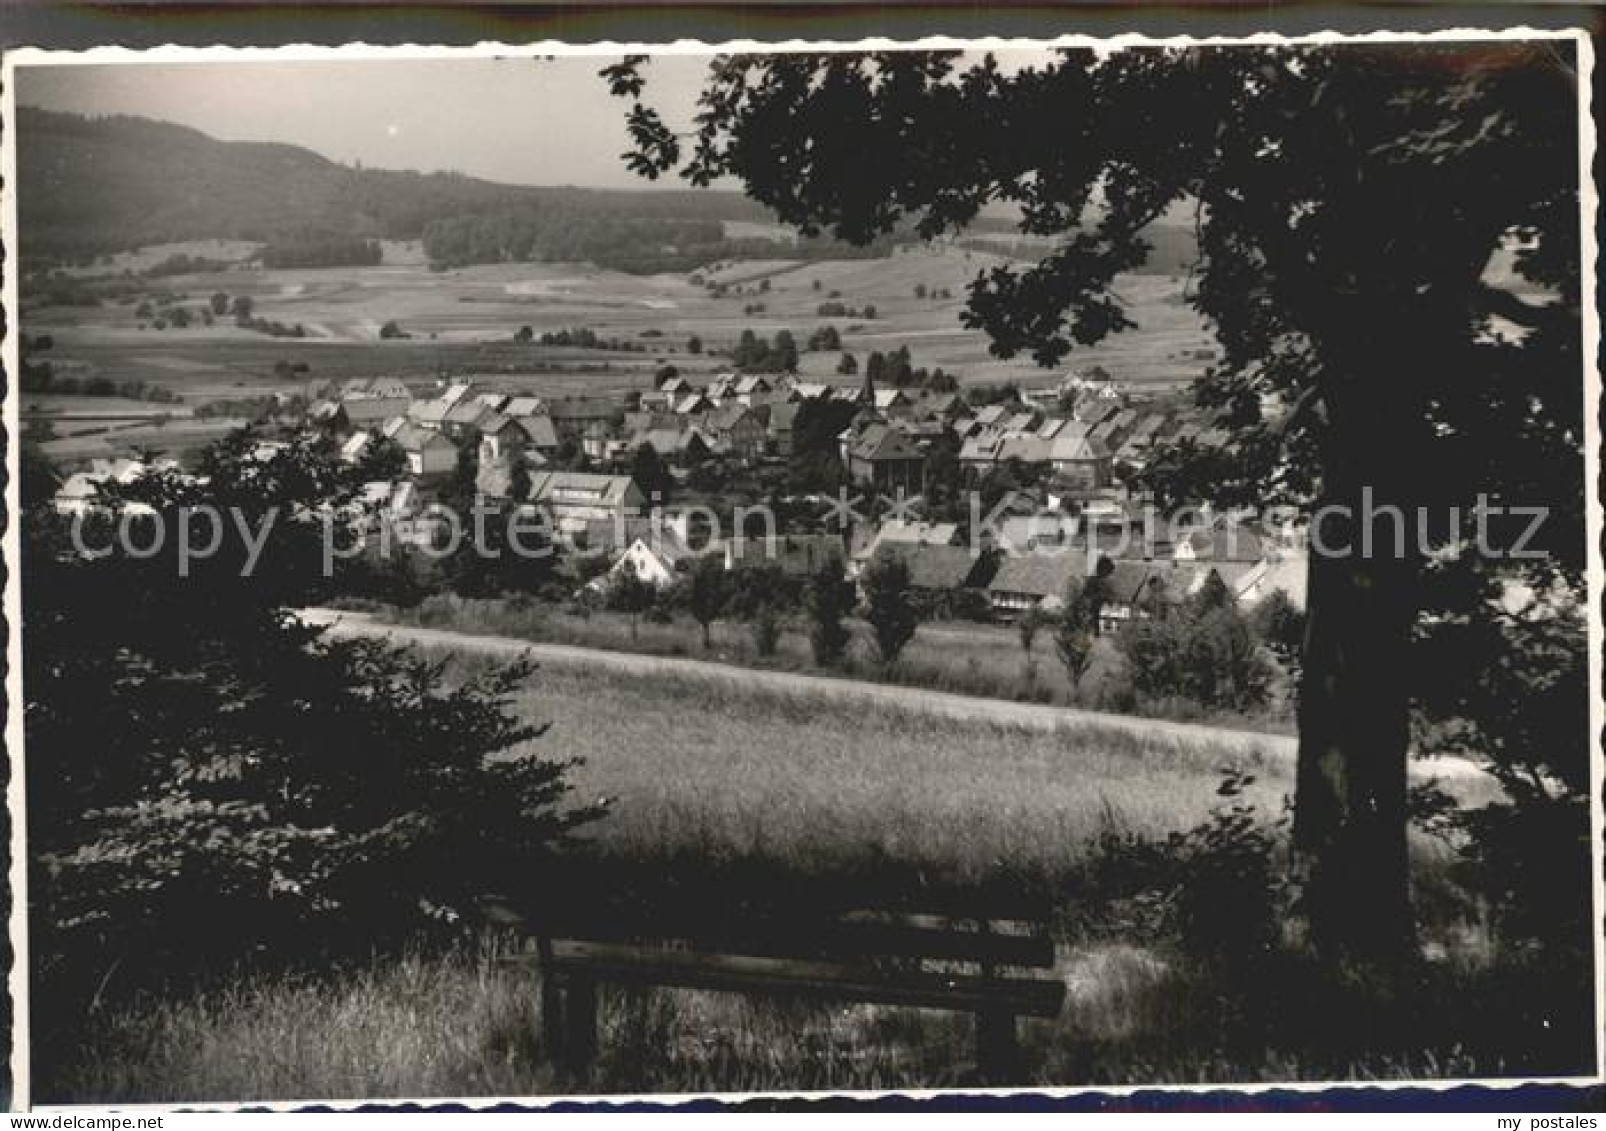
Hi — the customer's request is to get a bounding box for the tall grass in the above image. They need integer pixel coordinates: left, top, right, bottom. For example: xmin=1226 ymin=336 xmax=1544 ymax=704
xmin=40 ymin=649 xmax=1584 ymax=1103
xmin=476 ymin=651 xmax=1291 ymax=886
xmin=373 ymin=593 xmax=1295 ymax=734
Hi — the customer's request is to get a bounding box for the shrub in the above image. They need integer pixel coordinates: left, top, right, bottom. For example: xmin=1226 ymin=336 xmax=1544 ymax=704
xmin=1115 ymin=580 xmax=1273 ymax=712
xmin=804 ymin=564 xmax=853 ymax=666
xmin=24 ymin=437 xmax=601 ymax=1014
xmin=861 ymin=552 xmax=920 ymax=664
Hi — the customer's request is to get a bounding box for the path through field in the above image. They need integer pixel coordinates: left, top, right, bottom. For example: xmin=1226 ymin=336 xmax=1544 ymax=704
xmin=298 ymin=608 xmax=1488 ymax=784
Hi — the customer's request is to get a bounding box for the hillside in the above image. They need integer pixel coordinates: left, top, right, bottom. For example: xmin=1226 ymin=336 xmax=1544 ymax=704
xmin=17 ymin=108 xmax=1200 ymax=278
xmin=15 ymin=108 xmax=771 ymax=266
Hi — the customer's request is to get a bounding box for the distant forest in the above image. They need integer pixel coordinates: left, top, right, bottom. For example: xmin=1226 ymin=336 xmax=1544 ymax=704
xmin=421 ymin=211 xmax=904 ymax=274
xmin=17 ymin=109 xmax=1195 ymax=277
xmin=15 ymin=109 xmax=790 ymax=273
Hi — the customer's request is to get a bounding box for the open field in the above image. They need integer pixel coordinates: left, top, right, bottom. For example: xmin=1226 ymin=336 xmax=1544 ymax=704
xmin=42 ymin=652 xmax=1571 ymax=1103
xmin=362 ymin=595 xmax=1292 ymax=733
xmin=24 ymin=242 xmax=1216 ymax=414
xmin=495 ymin=654 xmax=1291 ymax=875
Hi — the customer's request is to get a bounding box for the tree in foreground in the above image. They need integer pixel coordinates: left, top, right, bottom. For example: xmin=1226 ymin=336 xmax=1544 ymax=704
xmin=805 ymin=561 xmax=853 ymax=666
xmin=680 ymin=552 xmax=730 ymax=650
xmin=1053 ymin=580 xmax=1097 ymax=693
xmin=726 ymin=562 xmax=796 ymax=657
xmin=22 ymin=435 xmax=600 ymax=1021
xmin=860 ymin=551 xmax=920 ymax=664
xmin=1016 ymin=604 xmax=1046 ymax=658
xmin=607 ymin=565 xmax=657 ymax=642
xmin=605 ymin=43 xmax=1584 ymax=961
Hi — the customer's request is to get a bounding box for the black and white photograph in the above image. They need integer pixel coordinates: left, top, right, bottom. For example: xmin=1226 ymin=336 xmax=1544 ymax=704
xmin=3 ymin=27 xmax=1602 ymax=1110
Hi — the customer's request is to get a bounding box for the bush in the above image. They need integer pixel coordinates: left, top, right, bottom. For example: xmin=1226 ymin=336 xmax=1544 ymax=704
xmin=24 ymin=436 xmax=601 ymax=1016
xmin=861 ymin=552 xmax=920 ymax=664
xmin=1115 ymin=581 xmax=1274 ymax=712
xmin=804 ymin=564 xmax=852 ymax=666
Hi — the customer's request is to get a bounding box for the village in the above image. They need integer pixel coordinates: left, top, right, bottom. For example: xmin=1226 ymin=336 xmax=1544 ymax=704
xmin=51 ymin=356 xmax=1308 ymax=639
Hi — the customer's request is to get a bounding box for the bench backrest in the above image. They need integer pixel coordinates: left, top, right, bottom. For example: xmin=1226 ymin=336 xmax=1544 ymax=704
xmin=518 ymin=902 xmax=1058 ymax=974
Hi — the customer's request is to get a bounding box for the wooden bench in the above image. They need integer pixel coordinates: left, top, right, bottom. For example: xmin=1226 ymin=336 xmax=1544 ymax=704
xmin=508 ymin=903 xmax=1067 ymax=1083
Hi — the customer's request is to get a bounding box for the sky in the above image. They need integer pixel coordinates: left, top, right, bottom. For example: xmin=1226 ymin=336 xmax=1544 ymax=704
xmin=15 ymin=54 xmax=718 ymax=188
xmin=16 ymin=48 xmax=1060 ymax=190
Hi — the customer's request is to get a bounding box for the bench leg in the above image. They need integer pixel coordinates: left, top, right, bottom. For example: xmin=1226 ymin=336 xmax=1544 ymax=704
xmin=563 ymin=976 xmax=599 ymax=1073
xmin=976 ymin=1009 xmax=1019 ymax=1084
xmin=540 ymin=968 xmax=566 ymax=1064
xmin=541 ymin=971 xmax=599 ymax=1077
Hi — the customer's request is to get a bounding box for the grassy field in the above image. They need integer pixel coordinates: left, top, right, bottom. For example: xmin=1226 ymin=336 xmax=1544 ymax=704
xmin=24 ymin=242 xmax=1215 ymax=421
xmin=42 ymin=654 xmax=1570 ymax=1105
xmin=379 ymin=594 xmax=1295 ymax=733
xmin=518 ymin=659 xmax=1290 ymax=877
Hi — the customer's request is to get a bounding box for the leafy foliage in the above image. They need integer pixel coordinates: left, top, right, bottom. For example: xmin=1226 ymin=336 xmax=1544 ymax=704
xmin=677 ymin=554 xmax=731 ymax=650
xmin=23 ymin=435 xmax=599 ymax=1011
xmin=1115 ymin=578 xmax=1274 ymax=712
xmin=609 ymin=43 xmax=1585 ymax=958
xmin=860 ymin=552 xmax=921 ymax=664
xmin=804 ymin=563 xmax=854 ymax=666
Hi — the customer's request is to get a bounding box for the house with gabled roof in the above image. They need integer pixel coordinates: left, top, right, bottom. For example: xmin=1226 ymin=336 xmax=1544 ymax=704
xmin=408 ymin=398 xmax=453 ymax=429
xmin=628 ymin=427 xmax=712 ymax=466
xmin=309 ymin=399 xmax=348 ymax=430
xmin=343 ymin=396 xmax=411 ymax=427
xmin=734 ymin=374 xmax=773 ymax=401
xmin=974 ymin=404 xmax=1009 ymax=429
xmin=867 ymin=541 xmax=989 ymax=599
xmin=362 ymin=377 xmax=412 ymax=401
xmin=675 ymin=391 xmax=714 ymax=416
xmin=1002 ymin=410 xmax=1040 ymax=435
xmin=916 ymin=392 xmax=969 ymax=423
xmin=514 ymin=413 xmax=560 ymax=455
xmin=704 ymin=402 xmax=769 ymax=460
xmin=767 ymin=401 xmax=802 ymax=457
xmin=986 ymin=547 xmax=1095 ymax=616
xmin=1048 ymin=433 xmax=1113 ymax=490
xmin=340 ymin=431 xmax=374 ymax=465
xmin=392 ymin=423 xmax=459 ymax=478
xmin=547 ymin=396 xmax=624 ymax=439
xmin=873 ymin=388 xmax=913 ymax=414
xmin=442 ymin=399 xmax=499 ymax=442
xmin=527 ymin=471 xmax=647 ymax=531
xmin=597 ymin=528 xmax=711 ymax=593
xmin=842 ymin=421 xmax=925 ymax=496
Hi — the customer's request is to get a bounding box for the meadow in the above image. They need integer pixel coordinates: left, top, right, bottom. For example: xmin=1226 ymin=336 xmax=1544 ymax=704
xmin=376 ymin=593 xmax=1296 ymax=733
xmin=43 ymin=654 xmax=1569 ymax=1105
xmin=24 ymin=240 xmax=1216 ymax=422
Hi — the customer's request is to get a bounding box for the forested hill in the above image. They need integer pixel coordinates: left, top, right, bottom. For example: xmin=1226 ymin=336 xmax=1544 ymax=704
xmin=15 ymin=108 xmax=777 ymax=270
xmin=18 ymin=108 xmax=1194 ymax=275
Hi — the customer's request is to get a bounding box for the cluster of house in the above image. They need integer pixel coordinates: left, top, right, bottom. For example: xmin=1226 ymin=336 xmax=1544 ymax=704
xmin=299 ymin=373 xmax=1302 ymax=619
xmin=601 ymin=508 xmax=1306 ymax=630
xmin=48 ymin=369 xmax=1302 ymax=623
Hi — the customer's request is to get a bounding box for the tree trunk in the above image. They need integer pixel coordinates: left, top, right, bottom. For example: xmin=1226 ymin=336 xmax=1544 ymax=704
xmin=1293 ymin=493 xmax=1417 ymax=962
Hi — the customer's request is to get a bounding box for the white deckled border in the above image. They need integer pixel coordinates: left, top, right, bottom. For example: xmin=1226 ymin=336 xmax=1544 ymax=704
xmin=2 ymin=25 xmax=1599 ymax=1114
